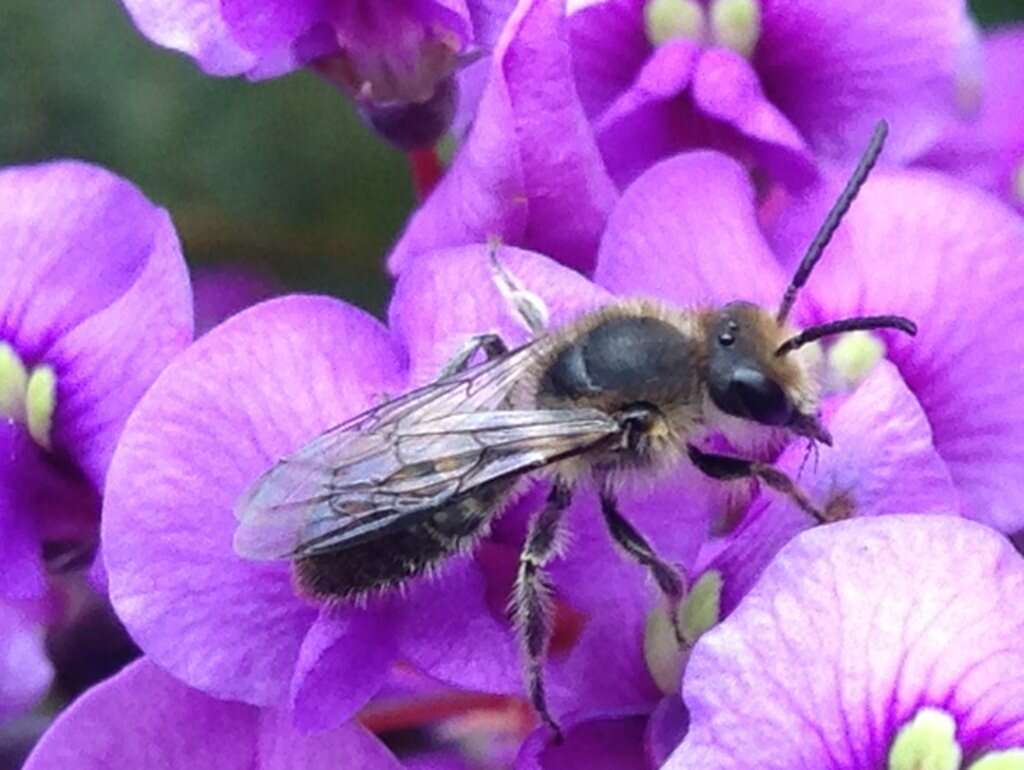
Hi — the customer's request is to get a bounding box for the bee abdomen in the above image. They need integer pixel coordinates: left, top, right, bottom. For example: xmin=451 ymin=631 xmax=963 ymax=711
xmin=294 ymin=480 xmax=512 ymax=600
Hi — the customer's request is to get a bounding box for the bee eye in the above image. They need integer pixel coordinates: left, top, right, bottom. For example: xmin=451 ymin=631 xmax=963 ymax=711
xmin=725 ymin=368 xmax=792 ymax=426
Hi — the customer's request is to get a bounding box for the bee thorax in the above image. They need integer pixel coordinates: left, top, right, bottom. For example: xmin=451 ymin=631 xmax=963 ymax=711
xmin=536 ymin=311 xmax=700 ymax=411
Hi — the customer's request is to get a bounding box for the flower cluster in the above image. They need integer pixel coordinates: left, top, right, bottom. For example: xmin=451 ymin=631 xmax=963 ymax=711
xmin=5 ymin=0 xmax=1024 ymax=768
xmin=116 ymin=0 xmax=516 ymax=150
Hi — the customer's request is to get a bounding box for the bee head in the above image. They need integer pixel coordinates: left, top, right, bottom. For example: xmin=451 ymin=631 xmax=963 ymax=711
xmin=703 ymin=120 xmax=919 ymax=447
xmin=705 ymin=301 xmax=830 ymax=444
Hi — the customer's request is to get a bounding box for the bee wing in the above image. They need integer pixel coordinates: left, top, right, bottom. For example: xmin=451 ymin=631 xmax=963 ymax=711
xmin=233 ymin=343 xmax=621 ymax=560
xmin=233 ymin=407 xmax=619 ymax=560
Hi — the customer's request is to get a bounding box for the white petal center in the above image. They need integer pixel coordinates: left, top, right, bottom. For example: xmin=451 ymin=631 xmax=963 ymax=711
xmin=888 ymin=707 xmax=962 ymax=770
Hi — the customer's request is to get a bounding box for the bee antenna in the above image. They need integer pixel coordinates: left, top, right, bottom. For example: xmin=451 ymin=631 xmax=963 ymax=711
xmin=776 ymin=120 xmax=889 ymax=326
xmin=775 ymin=314 xmax=917 ymax=357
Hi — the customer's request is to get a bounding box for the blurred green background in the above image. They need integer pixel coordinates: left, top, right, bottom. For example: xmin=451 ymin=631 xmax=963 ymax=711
xmin=2 ymin=0 xmax=1023 ymax=316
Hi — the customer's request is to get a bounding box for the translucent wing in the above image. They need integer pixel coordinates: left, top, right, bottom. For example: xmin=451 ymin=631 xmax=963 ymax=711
xmin=234 ymin=346 xmax=621 ymax=560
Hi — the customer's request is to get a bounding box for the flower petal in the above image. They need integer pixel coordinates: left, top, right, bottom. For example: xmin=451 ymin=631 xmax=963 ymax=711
xmin=218 ymin=0 xmax=323 ymax=57
xmin=755 ymin=0 xmax=975 ymax=161
xmin=645 ymin=694 xmax=689 ymax=767
xmin=468 ymin=0 xmax=519 ymax=48
xmin=0 ymin=424 xmax=47 ymax=603
xmin=23 ymin=659 xmax=255 ymax=770
xmin=257 ymin=707 xmax=405 ymax=770
xmin=390 ymin=0 xmax=618 ymax=273
xmin=667 ymin=516 xmax=1024 ymax=768
xmin=103 ymin=296 xmax=405 ymax=705
xmin=569 ymin=0 xmax=650 ymax=120
xmin=399 ymin=559 xmax=521 ymax=694
xmin=517 ymin=712 xmax=650 ymax=770
xmin=0 ymin=160 xmax=193 ymax=490
xmin=690 ymin=48 xmax=815 ymax=185
xmin=595 ymin=151 xmax=787 ymax=308
xmin=770 ymin=169 xmax=1024 ymax=532
xmin=289 ymin=607 xmax=398 ymax=731
xmin=593 ymin=46 xmax=815 ymax=191
xmin=0 ymin=602 xmax=52 ymax=720
xmin=22 ymin=658 xmax=404 ymax=770
xmin=591 ymin=40 xmax=700 ymax=188
xmin=920 ymin=26 xmax=1024 ymax=209
xmin=118 ymin=0 xmax=258 ymax=76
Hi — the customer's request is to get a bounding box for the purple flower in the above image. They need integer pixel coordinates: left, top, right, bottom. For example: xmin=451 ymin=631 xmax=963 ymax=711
xmin=920 ymin=25 xmax=1024 ymax=213
xmin=117 ymin=0 xmax=516 ymax=148
xmin=0 ymin=161 xmax=192 ymax=601
xmin=101 ymin=295 xmax=523 ymax=729
xmin=569 ymin=0 xmax=979 ymax=189
xmin=103 ymin=149 xmax=1024 ymax=740
xmin=665 ymin=515 xmax=1024 ymax=768
xmin=22 ymin=658 xmax=407 ymax=769
xmin=390 ymin=0 xmax=618 ymax=273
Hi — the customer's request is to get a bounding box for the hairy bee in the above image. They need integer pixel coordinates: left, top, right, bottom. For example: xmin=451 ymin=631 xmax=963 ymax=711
xmin=234 ymin=121 xmax=915 ymax=737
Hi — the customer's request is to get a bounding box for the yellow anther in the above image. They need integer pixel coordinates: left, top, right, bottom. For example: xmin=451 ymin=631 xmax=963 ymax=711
xmin=888 ymin=707 xmax=961 ymax=770
xmin=644 ymin=0 xmax=705 ymax=47
xmin=0 ymin=342 xmax=28 ymax=419
xmin=643 ymin=571 xmax=722 ymax=695
xmin=709 ymin=0 xmax=761 ymax=57
xmin=829 ymin=330 xmax=885 ymax=390
xmin=681 ymin=570 xmax=722 ymax=645
xmin=25 ymin=364 xmax=57 ymax=450
xmin=644 ymin=606 xmax=684 ymax=695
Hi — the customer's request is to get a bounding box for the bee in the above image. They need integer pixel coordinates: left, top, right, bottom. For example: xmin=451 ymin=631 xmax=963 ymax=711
xmin=234 ymin=121 xmax=915 ymax=738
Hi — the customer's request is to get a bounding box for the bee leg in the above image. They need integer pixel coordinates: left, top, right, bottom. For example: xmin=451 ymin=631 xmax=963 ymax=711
xmin=438 ymin=333 xmax=509 ymax=378
xmin=488 ymin=241 xmax=549 ymax=337
xmin=515 ymin=479 xmax=573 ymax=742
xmin=686 ymin=444 xmax=824 ymax=522
xmin=597 ymin=483 xmax=687 ymax=643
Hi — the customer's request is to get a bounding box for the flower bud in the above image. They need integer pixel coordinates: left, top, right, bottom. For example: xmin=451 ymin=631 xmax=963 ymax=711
xmin=358 ymin=74 xmax=459 ymax=151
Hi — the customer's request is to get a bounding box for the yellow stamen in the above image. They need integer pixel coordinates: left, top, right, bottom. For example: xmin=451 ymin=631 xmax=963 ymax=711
xmin=829 ymin=330 xmax=885 ymax=390
xmin=643 ymin=571 xmax=722 ymax=694
xmin=644 ymin=0 xmax=705 ymax=47
xmin=0 ymin=342 xmax=28 ymax=420
xmin=681 ymin=569 xmax=722 ymax=644
xmin=709 ymin=0 xmax=761 ymax=58
xmin=644 ymin=606 xmax=684 ymax=695
xmin=25 ymin=364 xmax=56 ymax=450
